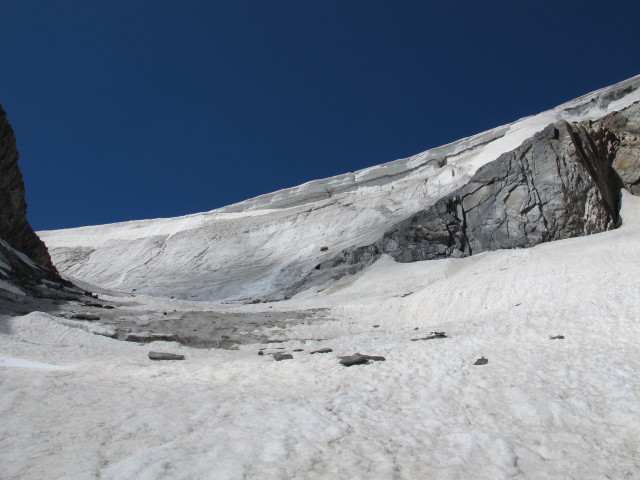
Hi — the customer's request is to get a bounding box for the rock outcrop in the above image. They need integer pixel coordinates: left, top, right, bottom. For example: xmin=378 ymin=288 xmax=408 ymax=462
xmin=299 ymin=102 xmax=640 ymax=292
xmin=0 ymin=105 xmax=64 ymax=298
xmin=0 ymin=105 xmax=54 ymax=269
xmin=591 ymin=103 xmax=640 ymax=194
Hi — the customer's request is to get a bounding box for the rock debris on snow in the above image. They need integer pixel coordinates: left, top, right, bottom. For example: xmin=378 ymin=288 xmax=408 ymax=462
xmin=71 ymin=313 xmax=100 ymax=321
xmin=411 ymin=331 xmax=448 ymax=341
xmin=339 ymin=353 xmax=386 ymax=366
xmin=310 ymin=348 xmax=333 ymax=354
xmin=473 ymin=356 xmax=489 ymax=365
xmin=125 ymin=332 xmax=179 ymax=343
xmin=148 ymin=351 xmax=185 ymax=361
xmin=273 ymin=353 xmax=293 ymax=361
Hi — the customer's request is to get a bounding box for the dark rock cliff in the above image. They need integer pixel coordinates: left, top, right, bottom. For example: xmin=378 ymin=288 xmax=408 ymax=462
xmin=0 ymin=105 xmax=55 ymax=269
xmin=0 ymin=105 xmax=66 ymax=298
xmin=290 ymin=102 xmax=640 ymax=295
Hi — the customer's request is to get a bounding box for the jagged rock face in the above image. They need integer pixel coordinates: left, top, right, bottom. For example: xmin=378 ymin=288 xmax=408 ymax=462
xmin=380 ymin=121 xmax=622 ymax=260
xmin=590 ymin=102 xmax=640 ymax=194
xmin=307 ymin=103 xmax=639 ymax=288
xmin=0 ymin=105 xmax=62 ymax=298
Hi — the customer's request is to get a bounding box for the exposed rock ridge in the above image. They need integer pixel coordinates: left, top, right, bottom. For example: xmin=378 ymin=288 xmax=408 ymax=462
xmin=0 ymin=105 xmax=67 ymax=300
xmin=293 ymin=102 xmax=640 ymax=295
xmin=0 ymin=105 xmax=55 ymax=270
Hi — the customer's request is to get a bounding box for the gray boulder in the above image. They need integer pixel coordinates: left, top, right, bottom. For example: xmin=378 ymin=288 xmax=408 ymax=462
xmin=148 ymin=351 xmax=185 ymax=361
xmin=339 ymin=353 xmax=386 ymax=367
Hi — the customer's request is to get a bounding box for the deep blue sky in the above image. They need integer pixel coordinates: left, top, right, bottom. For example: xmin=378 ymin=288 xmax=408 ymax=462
xmin=1 ymin=1 xmax=638 ymax=230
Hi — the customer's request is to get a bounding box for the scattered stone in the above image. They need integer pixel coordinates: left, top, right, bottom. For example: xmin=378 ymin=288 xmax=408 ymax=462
xmin=71 ymin=313 xmax=101 ymax=321
xmin=550 ymin=335 xmax=565 ymax=340
xmin=401 ymin=292 xmax=414 ymax=297
xmin=411 ymin=331 xmax=448 ymax=341
xmin=125 ymin=332 xmax=179 ymax=343
xmin=373 ymin=325 xmax=380 ymax=328
xmin=413 ymin=327 xmax=419 ymax=330
xmin=258 ymin=350 xmax=264 ymax=356
xmin=273 ymin=353 xmax=293 ymax=361
xmin=293 ymin=348 xmax=304 ymax=352
xmin=320 ymin=246 xmax=328 ymax=251
xmin=148 ymin=351 xmax=184 ymax=361
xmin=339 ymin=353 xmax=386 ymax=367
xmin=310 ymin=348 xmax=333 ymax=354
xmin=474 ymin=356 xmax=488 ymax=365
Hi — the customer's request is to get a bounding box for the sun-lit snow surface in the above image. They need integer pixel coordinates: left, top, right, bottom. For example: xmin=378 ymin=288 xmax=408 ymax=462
xmin=39 ymin=75 xmax=640 ymax=301
xmin=2 ymin=191 xmax=640 ymax=479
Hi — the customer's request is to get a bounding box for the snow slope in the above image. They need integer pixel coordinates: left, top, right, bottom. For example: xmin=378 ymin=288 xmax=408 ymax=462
xmin=2 ymin=191 xmax=640 ymax=479
xmin=39 ymin=75 xmax=640 ymax=301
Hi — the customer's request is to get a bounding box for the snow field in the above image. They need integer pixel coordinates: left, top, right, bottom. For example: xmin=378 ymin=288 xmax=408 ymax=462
xmin=2 ymin=192 xmax=640 ymax=479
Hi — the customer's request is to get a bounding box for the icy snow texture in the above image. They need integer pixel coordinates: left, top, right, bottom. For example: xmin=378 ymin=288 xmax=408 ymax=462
xmin=39 ymin=76 xmax=640 ymax=301
xmin=2 ymin=192 xmax=640 ymax=479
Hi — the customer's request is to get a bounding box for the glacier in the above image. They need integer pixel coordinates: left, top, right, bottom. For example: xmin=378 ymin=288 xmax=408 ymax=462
xmin=2 ymin=75 xmax=640 ymax=480
xmin=39 ymin=74 xmax=640 ymax=302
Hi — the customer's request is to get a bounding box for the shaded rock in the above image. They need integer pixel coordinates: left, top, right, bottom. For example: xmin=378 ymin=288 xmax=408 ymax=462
xmin=293 ymin=348 xmax=304 ymax=352
xmin=0 ymin=105 xmax=56 ymax=270
xmin=550 ymin=335 xmax=565 ymax=340
xmin=273 ymin=353 xmax=293 ymax=361
xmin=310 ymin=348 xmax=333 ymax=354
xmin=71 ymin=313 xmax=100 ymax=321
xmin=125 ymin=332 xmax=179 ymax=343
xmin=339 ymin=353 xmax=386 ymax=366
xmin=411 ymin=332 xmax=448 ymax=341
xmin=0 ymin=105 xmax=84 ymax=306
xmin=474 ymin=356 xmax=489 ymax=365
xmin=148 ymin=351 xmax=185 ymax=361
xmin=84 ymin=302 xmax=103 ymax=308
xmin=593 ymin=103 xmax=640 ymax=194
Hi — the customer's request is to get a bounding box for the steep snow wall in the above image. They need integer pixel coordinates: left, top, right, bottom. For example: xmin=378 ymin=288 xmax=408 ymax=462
xmin=40 ymin=75 xmax=640 ymax=301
